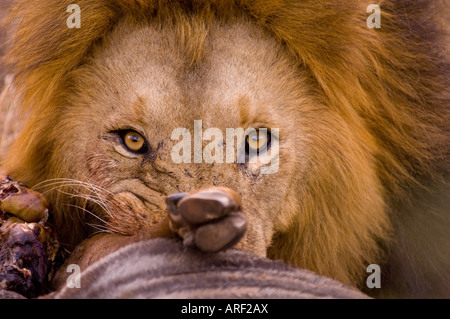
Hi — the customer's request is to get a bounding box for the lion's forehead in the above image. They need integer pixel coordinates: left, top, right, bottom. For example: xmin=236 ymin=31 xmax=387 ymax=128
xmin=73 ymin=16 xmax=304 ymax=132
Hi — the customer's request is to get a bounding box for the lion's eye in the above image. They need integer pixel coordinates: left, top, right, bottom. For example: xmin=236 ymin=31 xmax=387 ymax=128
xmin=246 ymin=129 xmax=271 ymax=155
xmin=121 ymin=131 xmax=147 ymax=153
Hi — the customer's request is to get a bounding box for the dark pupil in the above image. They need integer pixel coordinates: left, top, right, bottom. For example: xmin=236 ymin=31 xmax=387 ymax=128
xmin=131 ymin=135 xmax=139 ymax=143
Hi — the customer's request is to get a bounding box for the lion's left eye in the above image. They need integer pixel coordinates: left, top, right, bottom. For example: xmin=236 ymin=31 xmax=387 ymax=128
xmin=246 ymin=129 xmax=271 ymax=155
xmin=120 ymin=130 xmax=148 ymax=154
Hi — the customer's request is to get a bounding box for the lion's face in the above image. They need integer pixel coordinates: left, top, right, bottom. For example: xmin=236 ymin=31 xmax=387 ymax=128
xmin=53 ymin=17 xmax=311 ymax=255
xmin=1 ymin=9 xmax=393 ymax=286
xmin=38 ymin=14 xmax=389 ymax=285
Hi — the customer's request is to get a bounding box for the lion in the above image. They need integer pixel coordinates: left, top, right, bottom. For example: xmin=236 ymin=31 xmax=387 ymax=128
xmin=0 ymin=0 xmax=449 ymax=298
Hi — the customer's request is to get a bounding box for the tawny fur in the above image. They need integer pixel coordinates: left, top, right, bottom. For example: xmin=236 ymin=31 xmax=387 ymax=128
xmin=0 ymin=0 xmax=448 ymax=298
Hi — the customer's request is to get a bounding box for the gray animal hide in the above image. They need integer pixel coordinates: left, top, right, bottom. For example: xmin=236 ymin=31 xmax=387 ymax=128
xmin=43 ymin=238 xmax=368 ymax=299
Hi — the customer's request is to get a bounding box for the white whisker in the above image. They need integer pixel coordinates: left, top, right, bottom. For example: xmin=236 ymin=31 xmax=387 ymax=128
xmin=37 ymin=180 xmax=116 ymax=220
xmin=85 ymin=223 xmax=128 ymax=236
xmin=64 ymin=203 xmax=110 ymax=225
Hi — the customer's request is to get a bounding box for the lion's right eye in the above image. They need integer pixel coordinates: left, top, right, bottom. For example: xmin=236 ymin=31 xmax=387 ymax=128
xmin=245 ymin=129 xmax=271 ymax=156
xmin=119 ymin=130 xmax=148 ymax=154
